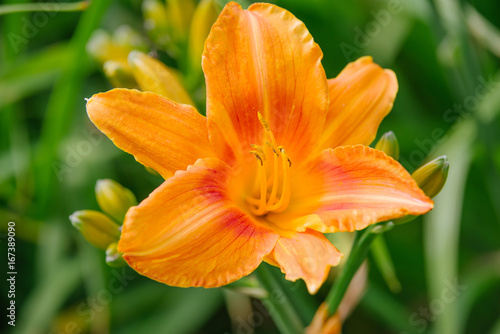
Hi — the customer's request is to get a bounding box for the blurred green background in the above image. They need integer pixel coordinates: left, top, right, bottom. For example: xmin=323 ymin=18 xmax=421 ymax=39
xmin=1 ymin=0 xmax=500 ymax=333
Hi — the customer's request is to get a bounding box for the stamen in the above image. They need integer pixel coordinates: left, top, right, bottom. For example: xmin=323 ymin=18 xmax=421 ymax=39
xmin=266 ymin=146 xmax=280 ymax=207
xmin=246 ymin=114 xmax=293 ymax=216
xmin=250 ymin=144 xmax=266 ymax=161
xmin=258 ymin=112 xmax=278 ymax=148
xmin=248 ymin=151 xmax=268 ymax=216
xmin=266 ymin=147 xmax=292 ymax=213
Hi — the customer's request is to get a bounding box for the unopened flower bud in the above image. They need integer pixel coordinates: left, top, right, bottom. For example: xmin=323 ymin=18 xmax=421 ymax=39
xmin=375 ymin=131 xmax=399 ymax=160
xmin=103 ymin=60 xmax=138 ymax=89
xmin=142 ymin=0 xmax=173 ymax=52
xmin=112 ymin=25 xmax=148 ymax=51
xmin=306 ymin=303 xmax=341 ymax=334
xmin=166 ymin=0 xmax=195 ymax=45
xmin=393 ymin=156 xmax=449 ymax=226
xmin=95 ymin=179 xmax=137 ymax=223
xmin=187 ymin=0 xmax=218 ymax=79
xmin=87 ymin=26 xmax=147 ymax=65
xmin=412 ymin=155 xmax=449 ymax=198
xmin=70 ymin=210 xmax=121 ymax=250
xmin=86 ymin=30 xmax=130 ymax=64
xmin=128 ymin=50 xmax=194 ymax=105
xmin=106 ymin=242 xmax=127 ymax=268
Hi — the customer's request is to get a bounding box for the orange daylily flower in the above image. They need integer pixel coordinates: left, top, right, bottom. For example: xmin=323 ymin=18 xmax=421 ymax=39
xmin=86 ymin=2 xmax=433 ymax=294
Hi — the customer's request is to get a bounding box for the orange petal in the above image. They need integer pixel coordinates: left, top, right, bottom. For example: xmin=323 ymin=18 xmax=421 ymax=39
xmin=203 ymin=2 xmax=328 ymax=165
xmin=319 ymin=56 xmax=398 ymax=149
xmin=86 ymin=89 xmax=215 ymax=178
xmin=118 ymin=158 xmax=279 ymax=288
xmin=291 ymin=145 xmax=433 ymax=233
xmin=265 ymin=229 xmax=342 ymax=294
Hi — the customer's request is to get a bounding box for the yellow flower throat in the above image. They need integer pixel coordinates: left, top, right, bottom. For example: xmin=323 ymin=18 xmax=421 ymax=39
xmin=246 ymin=113 xmax=292 ymax=216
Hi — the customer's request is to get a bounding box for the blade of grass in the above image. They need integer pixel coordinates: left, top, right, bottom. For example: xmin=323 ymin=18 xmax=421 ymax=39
xmin=465 ymin=4 xmax=500 ymax=58
xmin=269 ymin=264 xmax=317 ymax=325
xmin=0 ymin=43 xmax=72 ymax=108
xmin=371 ymin=235 xmax=402 ymax=293
xmin=0 ymin=1 xmax=89 ymax=15
xmin=33 ymin=0 xmax=112 ymax=216
xmin=424 ymin=118 xmax=476 ymax=334
xmin=359 ymin=283 xmax=421 ymax=334
xmin=116 ymin=288 xmax=223 ymax=334
xmin=458 ymin=260 xmax=500 ymax=332
xmin=254 ymin=263 xmax=304 ymax=334
xmin=13 ymin=259 xmax=82 ymax=334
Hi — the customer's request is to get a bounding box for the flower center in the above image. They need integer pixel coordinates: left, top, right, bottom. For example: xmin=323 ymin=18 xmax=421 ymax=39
xmin=246 ymin=113 xmax=292 ymax=216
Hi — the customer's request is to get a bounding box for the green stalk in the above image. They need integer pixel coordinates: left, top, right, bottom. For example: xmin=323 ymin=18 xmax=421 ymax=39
xmin=371 ymin=234 xmax=401 ymax=293
xmin=325 ymin=225 xmax=377 ymax=315
xmin=254 ymin=264 xmax=304 ymax=334
xmin=0 ymin=1 xmax=89 ymax=15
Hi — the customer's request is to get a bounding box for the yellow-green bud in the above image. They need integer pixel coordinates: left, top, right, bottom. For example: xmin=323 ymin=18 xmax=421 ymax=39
xmin=106 ymin=242 xmax=127 ymax=268
xmin=142 ymin=0 xmax=173 ymax=52
xmin=392 ymin=156 xmax=449 ymax=226
xmin=70 ymin=210 xmax=121 ymax=250
xmin=95 ymin=179 xmax=137 ymax=223
xmin=166 ymin=0 xmax=196 ymax=45
xmin=87 ymin=30 xmax=129 ymax=64
xmin=412 ymin=156 xmax=449 ymax=198
xmin=375 ymin=131 xmax=399 ymax=160
xmin=103 ymin=60 xmax=138 ymax=89
xmin=112 ymin=25 xmax=148 ymax=51
xmin=128 ymin=50 xmax=194 ymax=105
xmin=187 ymin=0 xmax=218 ymax=79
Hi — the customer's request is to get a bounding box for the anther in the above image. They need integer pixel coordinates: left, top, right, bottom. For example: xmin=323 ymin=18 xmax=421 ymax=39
xmin=250 ymin=144 xmax=266 ymax=161
xmin=250 ymin=151 xmax=264 ymax=166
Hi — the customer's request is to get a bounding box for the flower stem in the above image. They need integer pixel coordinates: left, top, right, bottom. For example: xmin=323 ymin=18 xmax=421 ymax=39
xmin=254 ymin=264 xmax=304 ymax=334
xmin=325 ymin=225 xmax=377 ymax=315
xmin=0 ymin=1 xmax=89 ymax=16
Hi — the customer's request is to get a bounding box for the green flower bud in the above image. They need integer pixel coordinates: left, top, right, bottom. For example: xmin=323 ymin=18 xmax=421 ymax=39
xmin=166 ymin=0 xmax=196 ymax=45
xmin=86 ymin=30 xmax=129 ymax=64
xmin=112 ymin=25 xmax=148 ymax=51
xmin=103 ymin=60 xmax=138 ymax=89
xmin=128 ymin=50 xmax=194 ymax=105
xmin=142 ymin=0 xmax=173 ymax=52
xmin=187 ymin=0 xmax=219 ymax=79
xmin=375 ymin=131 xmax=399 ymax=160
xmin=393 ymin=156 xmax=449 ymax=226
xmin=106 ymin=242 xmax=127 ymax=268
xmin=412 ymin=155 xmax=449 ymax=198
xmin=95 ymin=179 xmax=137 ymax=223
xmin=70 ymin=210 xmax=121 ymax=250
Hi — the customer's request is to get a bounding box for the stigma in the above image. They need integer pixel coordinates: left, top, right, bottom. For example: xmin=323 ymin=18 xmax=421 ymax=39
xmin=247 ymin=113 xmax=292 ymax=216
